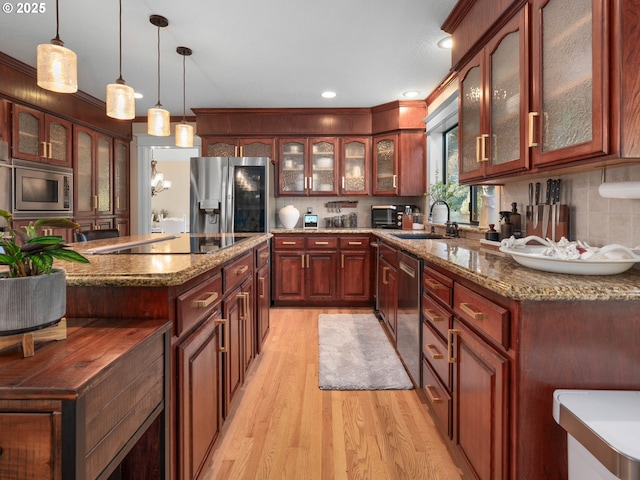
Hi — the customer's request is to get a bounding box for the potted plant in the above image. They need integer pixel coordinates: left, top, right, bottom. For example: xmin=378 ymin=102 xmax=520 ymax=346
xmin=0 ymin=209 xmax=89 ymax=335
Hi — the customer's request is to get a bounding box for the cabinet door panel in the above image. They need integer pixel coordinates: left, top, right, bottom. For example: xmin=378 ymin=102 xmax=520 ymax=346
xmin=177 ymin=312 xmax=222 ymax=480
xmin=340 ymin=138 xmax=369 ymax=195
xmin=459 ymin=61 xmax=483 ymax=180
xmin=272 ymin=251 xmax=305 ymax=301
xmin=306 ymin=252 xmax=337 ymax=301
xmin=256 ymin=263 xmax=270 ymax=352
xmin=340 ymin=250 xmax=370 ymax=301
xmin=206 ymin=139 xmax=237 ymax=157
xmin=241 ymin=279 xmax=255 ymax=374
xmin=14 ymin=106 xmax=43 ymax=160
xmin=310 ymin=138 xmax=337 ymax=195
xmin=373 ymin=136 xmax=397 ymax=195
xmin=114 ymin=140 xmax=129 ymax=215
xmin=453 ymin=319 xmax=508 ymax=480
xmin=222 ymin=289 xmax=244 ymax=418
xmin=278 ymin=139 xmax=306 ymax=195
xmin=240 ymin=138 xmax=273 ymax=158
xmin=75 ymin=129 xmax=94 ymax=214
xmin=46 ymin=117 xmax=72 ymax=167
xmin=96 ymin=135 xmax=112 ymax=214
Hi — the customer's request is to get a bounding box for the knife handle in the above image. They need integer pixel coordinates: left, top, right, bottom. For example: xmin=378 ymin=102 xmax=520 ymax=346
xmin=546 ymin=179 xmax=552 ymax=204
xmin=535 ymin=182 xmax=541 ymax=204
xmin=528 ymin=183 xmax=533 ymax=205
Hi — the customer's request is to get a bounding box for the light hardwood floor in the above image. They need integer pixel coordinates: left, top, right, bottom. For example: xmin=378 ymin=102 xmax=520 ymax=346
xmin=202 ymin=307 xmax=464 ymax=480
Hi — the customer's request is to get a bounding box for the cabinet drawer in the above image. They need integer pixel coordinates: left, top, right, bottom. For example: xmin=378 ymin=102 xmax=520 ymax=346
xmin=255 ymin=242 xmax=270 ymax=269
xmin=273 ymin=236 xmax=305 ymax=249
xmin=223 ymin=252 xmax=253 ymax=293
xmin=339 ymin=236 xmax=370 ymax=249
xmin=422 ymin=290 xmax=452 ymax=338
xmin=422 ymin=321 xmax=450 ymax=390
xmin=422 ymin=360 xmax=452 ymax=438
xmin=379 ymin=242 xmax=397 ymax=267
xmin=0 ymin=412 xmax=58 ymax=479
xmin=177 ymin=271 xmax=222 ymax=336
xmin=423 ymin=265 xmax=453 ymax=307
xmin=306 ymin=236 xmax=338 ymax=249
xmin=454 ymin=283 xmax=510 ymax=349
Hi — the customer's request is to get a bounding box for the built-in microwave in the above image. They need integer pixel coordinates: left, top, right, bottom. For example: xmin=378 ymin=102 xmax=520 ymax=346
xmin=12 ymin=160 xmax=72 ymax=217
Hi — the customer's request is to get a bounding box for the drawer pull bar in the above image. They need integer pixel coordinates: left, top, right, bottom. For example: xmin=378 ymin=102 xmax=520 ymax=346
xmin=447 ymin=329 xmax=459 ymax=364
xmin=341 ymin=254 xmax=344 ymax=269
xmin=424 ymin=278 xmax=444 ymax=290
xmin=425 ymin=385 xmax=442 ymax=403
xmin=215 ymin=318 xmax=227 ymax=353
xmin=425 ymin=343 xmax=443 ymax=360
xmin=235 ymin=265 xmax=249 ymax=275
xmin=459 ymin=302 xmax=488 ymax=321
xmin=239 ymin=292 xmax=250 ymax=321
xmin=260 ymin=252 xmax=269 ymax=260
xmin=382 ymin=266 xmax=389 ymax=285
xmin=301 ymin=254 xmax=305 ymax=269
xmin=315 ymin=241 xmax=329 ymax=245
xmin=260 ymin=277 xmax=265 ymax=298
xmin=282 ymin=241 xmax=297 ymax=245
xmin=195 ymin=291 xmax=219 ymax=308
xmin=424 ymin=308 xmax=445 ymax=323
xmin=348 ymin=241 xmax=362 ymax=245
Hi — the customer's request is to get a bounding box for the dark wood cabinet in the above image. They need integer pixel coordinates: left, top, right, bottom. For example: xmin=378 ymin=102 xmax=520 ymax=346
xmin=73 ymin=125 xmax=112 ymax=219
xmin=255 ymin=242 xmax=271 ymax=353
xmin=339 ymin=137 xmax=370 ymax=195
xmin=372 ymin=134 xmax=398 ymax=195
xmin=203 ymin=137 xmax=273 ymax=158
xmin=0 ymin=99 xmax=9 ymax=149
xmin=372 ymin=132 xmax=425 ymax=196
xmin=272 ymin=234 xmax=373 ymax=306
xmin=277 ymin=137 xmax=339 ymax=196
xmin=378 ymin=255 xmax=398 ymax=341
xmin=12 ymin=104 xmax=72 ymax=167
xmin=177 ymin=309 xmax=223 ymax=480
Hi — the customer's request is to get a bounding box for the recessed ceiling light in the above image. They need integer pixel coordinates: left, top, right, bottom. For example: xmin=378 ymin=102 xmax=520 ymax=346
xmin=403 ymin=91 xmax=420 ymax=98
xmin=134 ymin=92 xmax=144 ymax=99
xmin=438 ymin=36 xmax=453 ymax=49
xmin=321 ymin=91 xmax=336 ymax=99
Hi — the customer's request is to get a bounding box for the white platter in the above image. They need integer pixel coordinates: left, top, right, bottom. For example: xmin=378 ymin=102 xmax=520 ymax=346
xmin=499 ymin=245 xmax=640 ymax=275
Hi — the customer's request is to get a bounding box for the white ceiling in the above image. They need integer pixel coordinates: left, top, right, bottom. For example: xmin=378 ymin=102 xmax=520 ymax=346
xmin=0 ymin=0 xmax=456 ymax=117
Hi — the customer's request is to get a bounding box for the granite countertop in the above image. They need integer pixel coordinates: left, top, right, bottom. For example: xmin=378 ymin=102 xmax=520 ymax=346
xmin=274 ymin=228 xmax=640 ymax=302
xmin=59 ymin=233 xmax=271 ymax=287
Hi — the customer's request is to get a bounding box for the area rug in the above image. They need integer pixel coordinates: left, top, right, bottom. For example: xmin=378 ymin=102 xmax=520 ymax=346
xmin=318 ymin=313 xmax=413 ymax=390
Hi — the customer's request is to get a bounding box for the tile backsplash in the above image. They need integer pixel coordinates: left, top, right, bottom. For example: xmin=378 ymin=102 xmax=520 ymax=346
xmin=500 ymin=163 xmax=640 ymax=247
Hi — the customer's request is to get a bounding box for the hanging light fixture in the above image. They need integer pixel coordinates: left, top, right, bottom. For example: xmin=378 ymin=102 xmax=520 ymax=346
xmin=175 ymin=46 xmax=194 ymax=147
xmin=148 ymin=14 xmax=170 ymax=136
xmin=106 ymin=0 xmax=135 ymax=119
xmin=37 ymin=0 xmax=77 ymax=93
xmin=150 ymin=149 xmax=171 ymax=196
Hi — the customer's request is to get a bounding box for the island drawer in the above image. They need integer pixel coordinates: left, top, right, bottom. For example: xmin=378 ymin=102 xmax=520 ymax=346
xmin=339 ymin=236 xmax=370 ymax=249
xmin=223 ymin=251 xmax=253 ymax=293
xmin=379 ymin=242 xmax=397 ymax=267
xmin=422 ymin=321 xmax=450 ymax=390
xmin=453 ymin=283 xmax=509 ymax=349
xmin=273 ymin=236 xmax=305 ymax=249
xmin=422 ymin=293 xmax=452 ymax=342
xmin=423 ymin=265 xmax=453 ymax=307
xmin=422 ymin=360 xmax=451 ymax=438
xmin=305 ymin=236 xmax=338 ymax=250
xmin=176 ymin=271 xmax=222 ymax=336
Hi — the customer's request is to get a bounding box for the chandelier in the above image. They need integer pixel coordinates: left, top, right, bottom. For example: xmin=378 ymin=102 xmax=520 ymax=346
xmin=150 ymin=152 xmax=171 ymax=196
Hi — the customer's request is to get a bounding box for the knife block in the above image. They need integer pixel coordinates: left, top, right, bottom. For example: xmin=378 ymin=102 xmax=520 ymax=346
xmin=525 ymin=204 xmax=569 ymax=241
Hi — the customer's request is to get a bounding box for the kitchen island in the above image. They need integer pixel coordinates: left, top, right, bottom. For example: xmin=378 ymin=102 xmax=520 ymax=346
xmin=273 ymin=228 xmax=640 ymax=480
xmin=60 ymin=232 xmax=271 ymax=480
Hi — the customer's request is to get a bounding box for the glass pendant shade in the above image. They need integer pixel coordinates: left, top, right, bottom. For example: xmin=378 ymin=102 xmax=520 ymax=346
xmin=175 ymin=122 xmax=194 ymax=147
xmin=106 ymin=81 xmax=135 ymax=120
xmin=148 ymin=106 xmax=170 ymax=136
xmin=37 ymin=41 xmax=77 ymax=93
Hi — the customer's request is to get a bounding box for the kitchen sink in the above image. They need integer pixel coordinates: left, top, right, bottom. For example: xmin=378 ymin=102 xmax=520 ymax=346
xmin=389 ymin=232 xmax=447 ymax=240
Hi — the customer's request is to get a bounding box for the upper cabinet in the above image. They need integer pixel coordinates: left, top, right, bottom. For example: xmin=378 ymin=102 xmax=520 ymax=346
xmin=372 ymin=131 xmax=426 ymax=196
xmin=203 ymin=137 xmax=274 ymax=158
xmin=459 ymin=9 xmax=529 ymax=183
xmin=529 ymin=0 xmax=605 ymax=166
xmin=113 ymin=139 xmax=129 ymax=217
xmin=74 ymin=125 xmax=112 ymax=218
xmin=373 ymin=134 xmax=398 ymax=195
xmin=340 ymin=137 xmax=370 ymax=195
xmin=446 ymin=0 xmax=639 ymax=181
xmin=277 ymin=137 xmax=338 ymax=196
xmin=12 ymin=104 xmax=72 ymax=167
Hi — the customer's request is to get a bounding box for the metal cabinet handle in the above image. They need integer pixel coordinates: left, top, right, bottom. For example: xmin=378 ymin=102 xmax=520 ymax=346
xmin=306 ymin=254 xmax=310 ymax=269
xmin=301 ymin=254 xmax=305 ymax=268
xmin=425 ymin=343 xmax=443 ymax=360
xmin=235 ymin=265 xmax=249 ymax=275
xmin=447 ymin=329 xmax=458 ymax=364
xmin=425 ymin=385 xmax=442 ymax=403
xmin=382 ymin=266 xmax=389 ymax=285
xmin=215 ymin=318 xmax=227 ymax=353
xmin=260 ymin=252 xmax=269 ymax=260
xmin=238 ymin=292 xmax=250 ymax=321
xmin=315 ymin=241 xmax=329 ymax=245
xmin=459 ymin=302 xmax=488 ymax=321
xmin=424 ymin=278 xmax=444 ymax=291
xmin=308 ymin=176 xmax=313 ymax=190
xmin=348 ymin=241 xmax=362 ymax=246
xmin=480 ymin=134 xmax=489 ymax=162
xmin=528 ymin=111 xmax=540 ymax=147
xmin=282 ymin=241 xmax=297 ymax=245
xmin=93 ymin=195 xmax=98 ymax=210
xmin=195 ymin=291 xmax=219 ymax=308
xmin=342 ymin=176 xmax=345 ymax=189
xmin=41 ymin=141 xmax=47 ymax=157
xmin=475 ymin=136 xmax=481 ymax=164
xmin=392 ymin=175 xmax=397 ymax=189
xmin=260 ymin=277 xmax=265 ymax=298
xmin=341 ymin=254 xmax=344 ymax=269
xmin=423 ymin=308 xmax=445 ymax=323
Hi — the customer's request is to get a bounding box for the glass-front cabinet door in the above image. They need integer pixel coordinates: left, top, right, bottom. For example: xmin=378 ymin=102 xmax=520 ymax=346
xmin=74 ymin=126 xmax=95 ymax=216
xmin=114 ymin=139 xmax=129 ymax=216
xmin=96 ymin=135 xmax=112 ymax=215
xmin=373 ymin=135 xmax=397 ymax=195
xmin=45 ymin=115 xmax=72 ymax=167
xmin=459 ymin=59 xmax=483 ymax=182
xmin=530 ymin=0 xmax=605 ymax=166
xmin=12 ymin=104 xmax=71 ymax=166
xmin=279 ymin=139 xmax=306 ymax=195
xmin=340 ymin=138 xmax=369 ymax=195
xmin=310 ymin=138 xmax=337 ymax=195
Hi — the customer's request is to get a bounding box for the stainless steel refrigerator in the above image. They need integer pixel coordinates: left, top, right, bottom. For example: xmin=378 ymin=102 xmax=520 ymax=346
xmin=190 ymin=157 xmax=274 ymax=234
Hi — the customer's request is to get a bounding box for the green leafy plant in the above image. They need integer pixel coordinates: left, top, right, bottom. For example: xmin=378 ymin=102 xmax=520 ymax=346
xmin=0 ymin=209 xmax=89 ymax=278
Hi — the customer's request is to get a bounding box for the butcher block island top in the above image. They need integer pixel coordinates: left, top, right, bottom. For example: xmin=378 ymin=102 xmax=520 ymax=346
xmin=60 ymin=233 xmax=272 ymax=287
xmin=272 ymin=228 xmax=640 ymax=302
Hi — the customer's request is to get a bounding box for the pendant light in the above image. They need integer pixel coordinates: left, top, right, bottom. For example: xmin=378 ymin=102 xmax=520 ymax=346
xmin=175 ymin=46 xmax=194 ymax=147
xmin=37 ymin=0 xmax=77 ymax=93
xmin=106 ymin=0 xmax=135 ymax=119
xmin=147 ymin=15 xmax=170 ymax=136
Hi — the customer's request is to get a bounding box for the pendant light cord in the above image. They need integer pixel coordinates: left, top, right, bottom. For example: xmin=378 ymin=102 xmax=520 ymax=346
xmin=156 ymin=25 xmax=161 ymax=107
xmin=53 ymin=0 xmax=61 ymax=42
xmin=118 ymin=0 xmax=123 ymax=82
xmin=182 ymin=54 xmax=186 ymax=121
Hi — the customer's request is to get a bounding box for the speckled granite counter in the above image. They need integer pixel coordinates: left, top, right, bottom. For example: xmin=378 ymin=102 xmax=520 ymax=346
xmin=59 ymin=233 xmax=271 ymax=287
xmin=272 ymin=228 xmax=640 ymax=301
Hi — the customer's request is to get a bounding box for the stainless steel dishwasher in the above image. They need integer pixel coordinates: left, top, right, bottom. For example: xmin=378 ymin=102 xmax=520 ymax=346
xmin=396 ymin=251 xmax=421 ymax=386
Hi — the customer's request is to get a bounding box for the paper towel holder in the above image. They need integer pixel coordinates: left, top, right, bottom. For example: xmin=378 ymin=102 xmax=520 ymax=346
xmin=598 ymin=167 xmax=640 ymax=199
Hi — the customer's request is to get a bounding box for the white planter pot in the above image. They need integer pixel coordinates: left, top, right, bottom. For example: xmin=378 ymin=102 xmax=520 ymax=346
xmin=0 ymin=268 xmax=66 ymax=335
xmin=279 ymin=205 xmax=300 ymax=229
xmin=431 ymin=203 xmax=449 ymax=224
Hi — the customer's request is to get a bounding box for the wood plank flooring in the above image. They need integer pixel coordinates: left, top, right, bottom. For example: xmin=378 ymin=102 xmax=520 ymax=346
xmin=202 ymin=307 xmax=463 ymax=480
